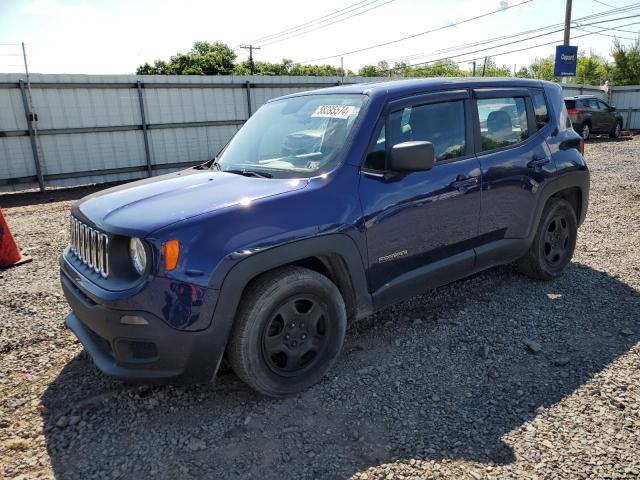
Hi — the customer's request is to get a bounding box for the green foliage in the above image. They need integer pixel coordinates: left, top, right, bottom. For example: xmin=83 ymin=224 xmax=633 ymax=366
xmin=528 ymin=57 xmax=556 ymax=81
xmin=136 ymin=41 xmax=236 ymax=75
xmin=137 ymin=38 xmax=640 ymax=86
xmin=575 ymin=51 xmax=611 ymax=85
xmin=611 ymin=37 xmax=640 ymax=85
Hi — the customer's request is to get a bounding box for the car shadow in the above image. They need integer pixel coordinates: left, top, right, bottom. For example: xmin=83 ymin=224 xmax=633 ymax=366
xmin=41 ymin=262 xmax=639 ymax=479
xmin=585 ymin=134 xmax=634 ymax=143
xmin=0 ymin=182 xmax=124 ymax=209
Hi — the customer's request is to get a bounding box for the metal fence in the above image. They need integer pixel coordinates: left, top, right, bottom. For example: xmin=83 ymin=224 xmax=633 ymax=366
xmin=0 ymin=74 xmax=638 ymax=193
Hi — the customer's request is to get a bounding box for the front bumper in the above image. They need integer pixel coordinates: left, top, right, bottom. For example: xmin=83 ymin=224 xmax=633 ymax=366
xmin=61 ymin=267 xmax=224 ymax=384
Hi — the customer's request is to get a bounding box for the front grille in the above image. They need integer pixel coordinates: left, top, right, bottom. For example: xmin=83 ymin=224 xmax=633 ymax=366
xmin=69 ymin=216 xmax=109 ymax=278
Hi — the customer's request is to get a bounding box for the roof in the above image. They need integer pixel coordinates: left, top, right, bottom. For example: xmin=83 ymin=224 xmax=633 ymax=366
xmin=563 ymin=94 xmax=600 ymax=99
xmin=272 ymin=77 xmax=551 ymax=103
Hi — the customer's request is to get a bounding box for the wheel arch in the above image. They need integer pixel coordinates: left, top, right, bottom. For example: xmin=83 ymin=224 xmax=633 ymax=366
xmin=202 ymin=234 xmax=373 ymax=381
xmin=531 ymin=170 xmax=590 ymax=243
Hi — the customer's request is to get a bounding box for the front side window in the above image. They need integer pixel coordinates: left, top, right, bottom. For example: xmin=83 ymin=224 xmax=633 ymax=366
xmin=216 ymin=94 xmax=365 ymax=178
xmin=364 ymin=100 xmax=466 ymax=171
xmin=476 ymin=97 xmax=529 ymax=151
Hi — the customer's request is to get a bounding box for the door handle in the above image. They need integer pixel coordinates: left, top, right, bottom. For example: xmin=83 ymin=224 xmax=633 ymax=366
xmin=450 ymin=175 xmax=479 ymax=190
xmin=527 ymin=155 xmax=550 ymax=169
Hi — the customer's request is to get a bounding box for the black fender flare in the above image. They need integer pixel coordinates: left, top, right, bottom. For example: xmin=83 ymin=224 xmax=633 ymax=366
xmin=528 ymin=169 xmax=590 ymax=242
xmin=203 ymin=233 xmax=372 ymax=380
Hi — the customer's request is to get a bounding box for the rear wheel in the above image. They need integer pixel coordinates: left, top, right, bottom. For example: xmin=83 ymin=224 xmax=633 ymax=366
xmin=227 ymin=266 xmax=346 ymax=397
xmin=581 ymin=123 xmax=590 ymax=140
xmin=516 ymin=198 xmax=577 ymax=281
xmin=609 ymin=121 xmax=622 ymax=139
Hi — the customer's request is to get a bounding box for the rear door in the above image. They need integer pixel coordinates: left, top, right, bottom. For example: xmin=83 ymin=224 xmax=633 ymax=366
xmin=473 ymin=88 xmax=554 ymax=242
xmin=596 ymin=100 xmax=615 ymax=132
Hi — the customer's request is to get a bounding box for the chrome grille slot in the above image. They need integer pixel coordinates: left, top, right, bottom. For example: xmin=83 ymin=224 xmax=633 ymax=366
xmin=69 ymin=216 xmax=109 ymax=278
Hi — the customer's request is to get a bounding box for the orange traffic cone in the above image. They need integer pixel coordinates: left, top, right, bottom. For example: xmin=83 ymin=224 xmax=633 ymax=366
xmin=0 ymin=209 xmax=32 ymax=268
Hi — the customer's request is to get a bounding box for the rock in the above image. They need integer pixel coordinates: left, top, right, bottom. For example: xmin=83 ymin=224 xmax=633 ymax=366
xmin=546 ymin=293 xmax=562 ymax=300
xmin=479 ymin=345 xmax=490 ymax=359
xmin=243 ymin=415 xmax=252 ymax=426
xmin=620 ymin=328 xmax=633 ymax=336
xmin=187 ymin=438 xmax=206 ymax=451
xmin=69 ymin=415 xmax=81 ymax=426
xmin=524 ymin=339 xmax=543 ymax=354
xmin=56 ymin=416 xmax=69 ymax=428
xmin=552 ymin=356 xmax=571 ymax=367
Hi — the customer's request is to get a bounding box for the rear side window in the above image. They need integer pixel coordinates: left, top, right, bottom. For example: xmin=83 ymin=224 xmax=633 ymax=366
xmin=476 ymin=97 xmax=529 ymax=151
xmin=564 ymin=99 xmax=576 ymax=109
xmin=364 ymin=100 xmax=466 ymax=170
xmin=531 ymin=90 xmax=549 ymax=130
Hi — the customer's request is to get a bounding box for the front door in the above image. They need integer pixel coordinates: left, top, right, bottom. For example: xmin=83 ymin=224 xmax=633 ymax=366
xmin=359 ymin=90 xmax=481 ymax=306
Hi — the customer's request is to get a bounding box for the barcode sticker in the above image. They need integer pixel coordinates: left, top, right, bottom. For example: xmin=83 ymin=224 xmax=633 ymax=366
xmin=311 ymin=105 xmax=357 ymax=119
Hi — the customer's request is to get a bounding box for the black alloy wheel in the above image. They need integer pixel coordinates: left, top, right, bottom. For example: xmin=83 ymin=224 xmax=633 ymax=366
xmin=516 ymin=197 xmax=577 ymax=281
xmin=541 ymin=213 xmax=571 ymax=268
xmin=262 ymin=294 xmax=331 ymax=376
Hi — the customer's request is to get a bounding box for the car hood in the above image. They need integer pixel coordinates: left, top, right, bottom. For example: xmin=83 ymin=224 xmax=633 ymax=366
xmin=75 ymin=168 xmax=309 ymax=236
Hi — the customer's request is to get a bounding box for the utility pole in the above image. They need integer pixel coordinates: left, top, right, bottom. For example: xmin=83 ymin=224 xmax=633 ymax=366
xmin=481 ymin=56 xmax=488 ymax=77
xmin=240 ymin=45 xmax=260 ymax=75
xmin=563 ymin=0 xmax=572 ymax=46
xmin=340 ymin=56 xmax=344 ymax=84
xmin=471 ymin=61 xmax=476 ymax=76
xmin=562 ymin=0 xmax=572 ymax=83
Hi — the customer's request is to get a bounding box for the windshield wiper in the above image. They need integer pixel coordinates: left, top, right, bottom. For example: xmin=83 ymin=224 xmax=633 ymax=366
xmin=224 ymin=169 xmax=273 ymax=179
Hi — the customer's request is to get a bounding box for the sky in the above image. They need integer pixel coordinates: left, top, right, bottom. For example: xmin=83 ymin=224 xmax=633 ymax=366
xmin=0 ymin=0 xmax=639 ymax=75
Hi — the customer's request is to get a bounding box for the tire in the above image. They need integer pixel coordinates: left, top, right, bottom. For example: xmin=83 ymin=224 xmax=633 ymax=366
xmin=581 ymin=123 xmax=590 ymax=140
xmin=609 ymin=121 xmax=622 ymax=139
xmin=516 ymin=198 xmax=578 ymax=281
xmin=227 ymin=266 xmax=346 ymax=397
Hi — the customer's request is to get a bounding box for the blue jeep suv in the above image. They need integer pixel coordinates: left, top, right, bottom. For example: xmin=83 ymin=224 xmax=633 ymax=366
xmin=60 ymin=78 xmax=589 ymax=397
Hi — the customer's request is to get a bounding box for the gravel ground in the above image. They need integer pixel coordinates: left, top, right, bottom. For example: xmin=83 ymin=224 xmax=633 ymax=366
xmin=1 ymin=136 xmax=639 ymax=480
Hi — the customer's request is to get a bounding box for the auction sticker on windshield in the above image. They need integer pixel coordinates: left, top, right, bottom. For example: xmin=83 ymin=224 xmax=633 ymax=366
xmin=312 ymin=105 xmax=357 ymax=119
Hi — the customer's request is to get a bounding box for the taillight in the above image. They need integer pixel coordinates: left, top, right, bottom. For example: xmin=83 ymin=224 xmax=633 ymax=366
xmin=567 ymin=108 xmax=581 ymax=115
xmin=578 ymin=139 xmax=585 ymax=155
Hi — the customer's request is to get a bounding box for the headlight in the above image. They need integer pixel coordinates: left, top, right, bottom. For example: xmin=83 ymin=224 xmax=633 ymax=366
xmin=129 ymin=237 xmax=147 ymax=275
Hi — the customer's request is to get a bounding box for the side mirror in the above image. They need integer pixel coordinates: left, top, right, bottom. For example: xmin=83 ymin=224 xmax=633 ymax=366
xmin=388 ymin=141 xmax=435 ymax=172
xmin=609 ymin=106 xmax=616 ymax=112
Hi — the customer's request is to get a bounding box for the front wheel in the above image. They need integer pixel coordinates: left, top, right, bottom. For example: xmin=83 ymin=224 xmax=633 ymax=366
xmin=516 ymin=198 xmax=578 ymax=281
xmin=227 ymin=266 xmax=346 ymax=397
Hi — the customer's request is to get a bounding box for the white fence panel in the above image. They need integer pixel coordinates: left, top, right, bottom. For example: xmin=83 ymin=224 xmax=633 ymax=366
xmin=0 ymin=74 xmax=638 ymax=194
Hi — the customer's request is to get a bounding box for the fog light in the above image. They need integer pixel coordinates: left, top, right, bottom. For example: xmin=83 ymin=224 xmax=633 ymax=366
xmin=120 ymin=315 xmax=148 ymax=325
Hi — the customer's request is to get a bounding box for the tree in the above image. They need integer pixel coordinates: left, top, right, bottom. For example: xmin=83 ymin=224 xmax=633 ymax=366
xmin=358 ymin=65 xmax=379 ymax=76
xmin=136 ymin=41 xmax=236 ymax=75
xmin=611 ymin=37 xmax=640 ymax=85
xmin=480 ymin=58 xmax=511 ymax=77
xmin=528 ymin=56 xmax=556 ymax=81
xmin=575 ymin=51 xmax=611 ymax=85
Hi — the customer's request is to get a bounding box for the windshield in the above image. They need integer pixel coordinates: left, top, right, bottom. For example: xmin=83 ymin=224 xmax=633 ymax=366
xmin=215 ymin=94 xmax=366 ymax=178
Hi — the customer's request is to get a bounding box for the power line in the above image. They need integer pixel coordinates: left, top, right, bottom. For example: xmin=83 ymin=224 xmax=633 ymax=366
xmin=258 ymin=0 xmax=396 ymax=47
xmin=244 ymin=0 xmax=375 ymax=45
xmin=574 ymin=26 xmax=637 ymax=40
xmin=377 ymin=1 xmax=640 ymax=66
xmin=298 ymin=0 xmax=533 ymax=64
xmin=574 ymin=21 xmax=640 ymax=35
xmin=391 ymin=19 xmax=640 ymax=73
xmin=384 ymin=8 xmax=640 ymax=69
